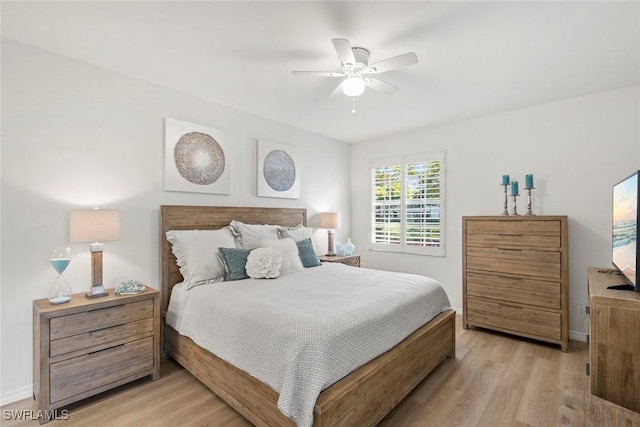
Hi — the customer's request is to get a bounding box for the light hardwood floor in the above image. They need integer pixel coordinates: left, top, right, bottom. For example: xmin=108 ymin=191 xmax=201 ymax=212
xmin=4 ymin=316 xmax=639 ymax=426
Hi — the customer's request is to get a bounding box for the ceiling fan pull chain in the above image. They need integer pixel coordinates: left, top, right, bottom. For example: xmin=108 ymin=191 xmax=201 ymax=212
xmin=351 ymin=97 xmax=357 ymax=114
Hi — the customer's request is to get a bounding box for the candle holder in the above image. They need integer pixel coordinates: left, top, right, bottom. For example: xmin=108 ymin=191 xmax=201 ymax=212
xmin=511 ymin=193 xmax=520 ymax=216
xmin=524 ymin=187 xmax=536 ymax=216
xmin=501 ymin=184 xmax=509 ymax=216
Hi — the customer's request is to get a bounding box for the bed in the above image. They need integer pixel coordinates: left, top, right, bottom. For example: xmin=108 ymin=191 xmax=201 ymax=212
xmin=161 ymin=205 xmax=456 ymax=427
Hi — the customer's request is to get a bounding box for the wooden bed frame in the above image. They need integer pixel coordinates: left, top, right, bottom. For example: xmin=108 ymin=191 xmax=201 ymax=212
xmin=161 ymin=205 xmax=456 ymax=427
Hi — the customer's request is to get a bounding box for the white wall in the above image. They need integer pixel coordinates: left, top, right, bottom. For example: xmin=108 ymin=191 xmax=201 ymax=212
xmin=351 ymin=85 xmax=640 ymax=340
xmin=0 ymin=39 xmax=351 ymax=402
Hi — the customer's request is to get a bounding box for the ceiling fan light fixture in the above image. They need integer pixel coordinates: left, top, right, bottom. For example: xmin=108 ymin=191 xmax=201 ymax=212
xmin=342 ymin=77 xmax=366 ymax=97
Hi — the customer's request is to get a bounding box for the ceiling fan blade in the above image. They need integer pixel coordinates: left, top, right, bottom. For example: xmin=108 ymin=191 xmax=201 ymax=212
xmin=367 ymin=52 xmax=418 ymax=74
xmin=291 ymin=71 xmax=345 ymax=77
xmin=365 ymin=78 xmax=398 ymax=95
xmin=332 ymin=38 xmax=356 ymax=65
xmin=329 ymin=81 xmax=345 ymax=98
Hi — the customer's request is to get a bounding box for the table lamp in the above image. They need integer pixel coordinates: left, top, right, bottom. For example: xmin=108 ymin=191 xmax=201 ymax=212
xmin=70 ymin=208 xmax=120 ymax=298
xmin=320 ymin=212 xmax=341 ymax=256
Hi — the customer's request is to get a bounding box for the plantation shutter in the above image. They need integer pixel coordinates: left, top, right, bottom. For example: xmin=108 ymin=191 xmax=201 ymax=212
xmin=370 ymin=152 xmax=445 ymax=256
xmin=371 ymin=158 xmax=403 ymax=252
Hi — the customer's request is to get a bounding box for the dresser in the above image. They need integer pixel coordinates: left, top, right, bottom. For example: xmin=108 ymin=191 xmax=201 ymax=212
xmin=587 ymin=267 xmax=640 ymax=412
xmin=462 ymin=216 xmax=569 ymax=351
xmin=33 ymin=287 xmax=160 ymax=421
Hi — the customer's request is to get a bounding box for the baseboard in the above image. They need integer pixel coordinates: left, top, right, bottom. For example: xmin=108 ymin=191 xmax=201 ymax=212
xmin=569 ymin=330 xmax=588 ymax=342
xmin=0 ymin=385 xmax=32 ymax=407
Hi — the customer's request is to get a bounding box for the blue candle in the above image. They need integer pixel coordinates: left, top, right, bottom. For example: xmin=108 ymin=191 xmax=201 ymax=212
xmin=501 ymin=175 xmax=509 ymax=185
xmin=525 ymin=174 xmax=534 ymax=189
xmin=511 ymin=181 xmax=519 ymax=196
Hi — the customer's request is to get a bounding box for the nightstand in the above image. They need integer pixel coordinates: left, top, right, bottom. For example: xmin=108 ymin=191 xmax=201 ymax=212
xmin=33 ymin=287 xmax=160 ymax=423
xmin=318 ymin=254 xmax=361 ymax=267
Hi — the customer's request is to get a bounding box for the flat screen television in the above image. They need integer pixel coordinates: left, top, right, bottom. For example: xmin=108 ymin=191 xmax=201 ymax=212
xmin=611 ymin=170 xmax=639 ymax=291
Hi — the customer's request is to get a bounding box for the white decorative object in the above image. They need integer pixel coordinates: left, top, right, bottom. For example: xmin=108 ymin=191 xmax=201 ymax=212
xmin=344 ymin=238 xmax=356 ymax=256
xmin=257 ymin=140 xmax=300 ymax=199
xmin=246 ymin=247 xmax=283 ymax=279
xmin=115 ymin=279 xmax=145 ymax=295
xmin=164 ymin=117 xmax=230 ymax=195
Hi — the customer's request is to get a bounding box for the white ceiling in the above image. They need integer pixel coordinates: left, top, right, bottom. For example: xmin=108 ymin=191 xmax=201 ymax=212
xmin=2 ymin=1 xmax=639 ymax=143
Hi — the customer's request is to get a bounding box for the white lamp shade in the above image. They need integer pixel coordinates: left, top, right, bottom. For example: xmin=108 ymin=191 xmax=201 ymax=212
xmin=70 ymin=209 xmax=120 ymax=243
xmin=342 ymin=77 xmax=366 ymax=97
xmin=320 ymin=212 xmax=341 ymax=229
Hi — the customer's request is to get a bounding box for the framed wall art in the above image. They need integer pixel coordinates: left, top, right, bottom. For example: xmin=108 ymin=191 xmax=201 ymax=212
xmin=164 ymin=117 xmax=230 ymax=194
xmin=257 ymin=139 xmax=300 ymax=199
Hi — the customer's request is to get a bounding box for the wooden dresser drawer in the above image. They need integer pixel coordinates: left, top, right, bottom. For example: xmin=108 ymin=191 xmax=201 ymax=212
xmin=466 ymin=272 xmax=561 ymax=309
xmin=466 ymin=232 xmax=560 ymax=248
xmin=466 ymin=296 xmax=561 ymax=341
xmin=50 ymin=299 xmax=153 ymax=340
xmin=50 ymin=318 xmax=154 ymax=358
xmin=466 ymin=247 xmax=561 ymax=279
xmin=49 ymin=336 xmax=153 ymax=404
xmin=466 ymin=220 xmax=561 ymax=235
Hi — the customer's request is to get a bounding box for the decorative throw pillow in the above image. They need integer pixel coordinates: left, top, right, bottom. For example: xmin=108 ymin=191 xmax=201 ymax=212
xmin=277 ymin=224 xmax=314 ymax=242
xmin=219 ymin=247 xmax=252 ymax=281
xmin=261 ymin=238 xmax=304 ymax=273
xmin=229 ymin=220 xmax=279 ymax=249
xmin=246 ymin=247 xmax=283 ymax=279
xmin=166 ymin=228 xmax=236 ymax=290
xmin=296 ymin=238 xmax=321 ymax=268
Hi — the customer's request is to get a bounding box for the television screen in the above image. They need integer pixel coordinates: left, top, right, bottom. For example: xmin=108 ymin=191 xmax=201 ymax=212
xmin=612 ymin=170 xmax=638 ymax=289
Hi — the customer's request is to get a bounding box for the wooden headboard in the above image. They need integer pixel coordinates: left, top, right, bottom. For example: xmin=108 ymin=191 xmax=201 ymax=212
xmin=160 ymin=205 xmax=307 ymax=314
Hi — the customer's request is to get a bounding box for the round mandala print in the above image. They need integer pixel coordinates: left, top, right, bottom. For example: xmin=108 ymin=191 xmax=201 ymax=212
xmin=173 ymin=132 xmax=225 ymax=185
xmin=263 ymin=149 xmax=296 ymax=192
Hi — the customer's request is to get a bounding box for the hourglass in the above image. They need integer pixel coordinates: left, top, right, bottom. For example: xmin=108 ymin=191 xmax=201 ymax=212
xmin=49 ymin=247 xmax=73 ymax=304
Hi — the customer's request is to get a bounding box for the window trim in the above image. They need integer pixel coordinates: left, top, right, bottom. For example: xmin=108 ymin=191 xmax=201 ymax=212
xmin=369 ymin=151 xmax=445 ymax=257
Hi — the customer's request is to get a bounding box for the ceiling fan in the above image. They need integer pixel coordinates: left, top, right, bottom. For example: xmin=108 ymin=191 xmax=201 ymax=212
xmin=291 ymin=38 xmax=418 ymax=99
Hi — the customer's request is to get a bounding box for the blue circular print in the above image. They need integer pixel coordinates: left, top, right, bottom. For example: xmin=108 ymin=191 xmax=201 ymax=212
xmin=174 ymin=132 xmax=225 ymax=185
xmin=263 ymin=149 xmax=296 ymax=192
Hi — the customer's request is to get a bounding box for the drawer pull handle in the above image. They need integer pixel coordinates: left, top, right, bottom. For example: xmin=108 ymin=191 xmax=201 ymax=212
xmin=88 ymin=304 xmax=125 ymax=312
xmin=498 ymin=302 xmax=523 ymax=310
xmin=89 ymin=344 xmax=125 ymax=355
xmin=89 ymin=324 xmax=125 ymax=336
xmin=497 ymin=233 xmax=523 ymax=237
xmin=497 ymin=248 xmax=522 ymax=251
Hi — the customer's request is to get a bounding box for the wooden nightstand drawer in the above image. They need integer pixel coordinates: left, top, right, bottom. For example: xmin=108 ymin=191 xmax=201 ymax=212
xmin=50 ymin=299 xmax=153 ymax=340
xmin=466 ymin=272 xmax=560 ymax=309
xmin=466 ymin=296 xmax=561 ymax=341
xmin=50 ymin=318 xmax=154 ymax=358
xmin=49 ymin=336 xmax=153 ymax=404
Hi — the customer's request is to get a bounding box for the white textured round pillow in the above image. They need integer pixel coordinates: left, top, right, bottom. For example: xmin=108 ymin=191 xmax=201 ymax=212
xmin=246 ymin=247 xmax=283 ymax=279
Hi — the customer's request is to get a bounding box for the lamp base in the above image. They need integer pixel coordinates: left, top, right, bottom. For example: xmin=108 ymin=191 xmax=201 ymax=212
xmin=85 ymin=291 xmax=109 ymax=299
xmin=85 ymin=285 xmax=109 ymax=299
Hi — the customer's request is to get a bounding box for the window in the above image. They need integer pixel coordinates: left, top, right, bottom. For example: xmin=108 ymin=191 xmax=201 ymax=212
xmin=370 ymin=151 xmax=445 ymax=256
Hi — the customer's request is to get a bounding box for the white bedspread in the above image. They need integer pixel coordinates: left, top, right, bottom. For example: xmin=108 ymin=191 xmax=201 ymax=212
xmin=166 ymin=263 xmax=450 ymax=427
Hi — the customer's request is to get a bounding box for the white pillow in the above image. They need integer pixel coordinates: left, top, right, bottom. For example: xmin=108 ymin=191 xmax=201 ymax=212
xmin=262 ymin=238 xmax=304 ymax=274
xmin=166 ymin=228 xmax=236 ymax=290
xmin=277 ymin=224 xmax=314 ymax=242
xmin=230 ymin=220 xmax=279 ymax=249
xmin=246 ymin=247 xmax=282 ymax=279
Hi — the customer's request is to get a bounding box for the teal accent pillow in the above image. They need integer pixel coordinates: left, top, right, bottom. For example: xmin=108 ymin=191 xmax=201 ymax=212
xmin=219 ymin=247 xmax=252 ymax=280
xmin=296 ymin=238 xmax=321 ymax=268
